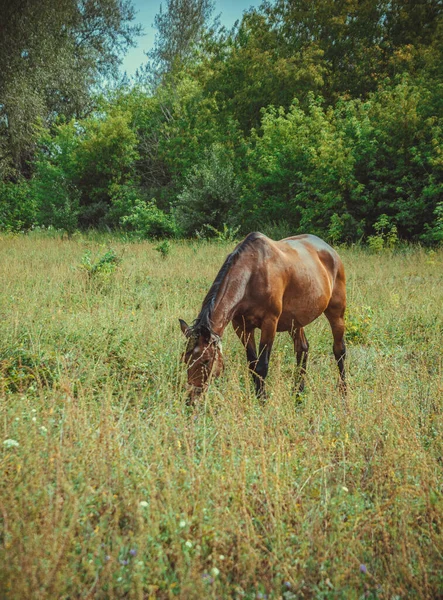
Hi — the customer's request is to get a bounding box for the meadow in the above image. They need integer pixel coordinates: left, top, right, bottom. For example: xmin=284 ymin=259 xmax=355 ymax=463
xmin=1 ymin=233 xmax=443 ymax=600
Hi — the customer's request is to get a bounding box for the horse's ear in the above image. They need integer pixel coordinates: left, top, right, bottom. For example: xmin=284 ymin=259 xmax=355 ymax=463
xmin=179 ymin=319 xmax=191 ymax=337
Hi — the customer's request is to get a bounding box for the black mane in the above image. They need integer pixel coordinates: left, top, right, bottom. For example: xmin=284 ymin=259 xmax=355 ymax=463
xmin=193 ymin=232 xmax=263 ymax=333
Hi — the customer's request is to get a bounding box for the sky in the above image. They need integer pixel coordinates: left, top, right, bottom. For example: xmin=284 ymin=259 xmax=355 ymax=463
xmin=121 ymin=0 xmax=261 ymax=77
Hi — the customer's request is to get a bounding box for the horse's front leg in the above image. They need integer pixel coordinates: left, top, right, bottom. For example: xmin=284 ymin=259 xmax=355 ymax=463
xmin=232 ymin=318 xmax=261 ymax=393
xmin=255 ymin=317 xmax=279 ymax=400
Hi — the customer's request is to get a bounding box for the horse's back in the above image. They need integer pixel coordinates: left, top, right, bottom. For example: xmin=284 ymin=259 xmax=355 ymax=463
xmin=252 ymin=233 xmax=345 ymax=329
xmin=279 ymin=233 xmax=341 ymax=268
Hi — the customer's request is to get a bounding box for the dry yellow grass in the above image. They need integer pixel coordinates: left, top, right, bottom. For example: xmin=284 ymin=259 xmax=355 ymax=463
xmin=1 ymin=233 xmax=443 ymax=599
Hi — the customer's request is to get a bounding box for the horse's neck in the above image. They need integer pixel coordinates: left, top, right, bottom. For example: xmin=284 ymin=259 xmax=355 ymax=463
xmin=211 ymin=261 xmax=251 ymax=336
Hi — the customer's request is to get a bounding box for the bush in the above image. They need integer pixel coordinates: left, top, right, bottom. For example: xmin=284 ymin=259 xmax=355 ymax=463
xmin=421 ymin=202 xmax=443 ymax=244
xmin=0 ymin=180 xmax=37 ymax=231
xmin=175 ymin=144 xmax=240 ymax=236
xmin=121 ymin=199 xmax=177 ymax=238
xmin=78 ymin=249 xmax=122 ymax=288
xmin=367 ymin=214 xmax=399 ymax=252
xmin=32 ymin=163 xmax=80 ymax=236
xmin=242 ymin=97 xmax=358 ymax=237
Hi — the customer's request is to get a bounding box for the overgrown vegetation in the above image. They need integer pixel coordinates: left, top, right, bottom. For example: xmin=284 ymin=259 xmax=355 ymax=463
xmin=1 ymin=1 xmax=443 ymax=243
xmin=1 ymin=234 xmax=443 ymax=598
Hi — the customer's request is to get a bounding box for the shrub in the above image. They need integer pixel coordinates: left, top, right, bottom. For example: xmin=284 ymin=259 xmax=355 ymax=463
xmin=78 ymin=248 xmax=121 ymax=278
xmin=155 ymin=240 xmax=171 ymax=258
xmin=32 ymin=162 xmax=80 ymax=236
xmin=121 ymin=199 xmax=177 ymax=238
xmin=175 ymin=143 xmax=240 ymax=236
xmin=0 ymin=180 xmax=37 ymax=231
xmin=367 ymin=214 xmax=399 ymax=252
xmin=197 ymin=223 xmax=240 ymax=242
xmin=421 ymin=201 xmax=443 ymax=244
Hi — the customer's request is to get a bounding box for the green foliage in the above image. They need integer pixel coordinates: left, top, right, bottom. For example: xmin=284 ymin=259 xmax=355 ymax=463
xmin=421 ymin=201 xmax=443 ymax=244
xmin=175 ymin=143 xmax=241 ymax=235
xmin=367 ymin=215 xmax=399 ymax=252
xmin=242 ymin=97 xmax=358 ymax=235
xmin=0 ymin=0 xmax=141 ymax=176
xmin=198 ymin=223 xmax=240 ymax=242
xmin=33 ymin=165 xmax=80 ymax=236
xmin=122 ymin=199 xmax=178 ymax=238
xmin=145 ymin=0 xmax=215 ymax=86
xmin=345 ymin=304 xmax=373 ymax=344
xmin=75 ymin=111 xmax=139 ymax=226
xmin=155 ymin=239 xmax=171 ymax=258
xmin=78 ymin=248 xmax=121 ymax=279
xmin=2 ymin=0 xmax=443 ymax=245
xmin=0 ymin=179 xmax=37 ymax=231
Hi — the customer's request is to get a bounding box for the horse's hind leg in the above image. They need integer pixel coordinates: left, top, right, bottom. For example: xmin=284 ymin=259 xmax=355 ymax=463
xmin=290 ymin=327 xmax=309 ymax=393
xmin=324 ymin=304 xmax=346 ymax=393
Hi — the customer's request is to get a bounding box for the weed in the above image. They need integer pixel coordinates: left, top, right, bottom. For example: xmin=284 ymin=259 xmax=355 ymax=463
xmin=155 ymin=239 xmax=171 ymax=258
xmin=78 ymin=248 xmax=121 ymax=276
xmin=367 ymin=214 xmax=399 ymax=251
xmin=345 ymin=304 xmax=373 ymax=344
xmin=198 ymin=223 xmax=240 ymax=242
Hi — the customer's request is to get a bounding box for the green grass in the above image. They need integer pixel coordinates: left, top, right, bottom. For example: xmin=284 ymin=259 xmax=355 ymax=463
xmin=1 ymin=233 xmax=443 ymax=599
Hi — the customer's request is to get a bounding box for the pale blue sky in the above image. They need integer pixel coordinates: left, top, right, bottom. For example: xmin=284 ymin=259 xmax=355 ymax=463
xmin=121 ymin=0 xmax=262 ymax=77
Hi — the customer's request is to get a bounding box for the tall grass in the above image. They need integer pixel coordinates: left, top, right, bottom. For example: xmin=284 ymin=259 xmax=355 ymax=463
xmin=1 ymin=234 xmax=443 ymax=599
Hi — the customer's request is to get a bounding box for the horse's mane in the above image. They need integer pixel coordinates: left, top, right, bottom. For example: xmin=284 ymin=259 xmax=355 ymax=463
xmin=193 ymin=232 xmax=263 ymax=333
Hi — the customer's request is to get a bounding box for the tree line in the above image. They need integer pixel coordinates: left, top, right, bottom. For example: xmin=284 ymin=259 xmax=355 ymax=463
xmin=1 ymin=0 xmax=442 ymax=243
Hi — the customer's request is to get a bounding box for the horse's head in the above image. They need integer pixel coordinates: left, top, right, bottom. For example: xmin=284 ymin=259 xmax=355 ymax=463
xmin=179 ymin=319 xmax=224 ymax=403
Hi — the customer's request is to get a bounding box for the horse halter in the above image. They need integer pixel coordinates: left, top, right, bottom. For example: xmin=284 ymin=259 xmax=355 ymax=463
xmin=186 ymin=333 xmax=223 ymax=370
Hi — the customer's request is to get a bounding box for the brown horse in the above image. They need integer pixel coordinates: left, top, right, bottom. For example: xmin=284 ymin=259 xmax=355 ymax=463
xmin=179 ymin=232 xmax=346 ymax=402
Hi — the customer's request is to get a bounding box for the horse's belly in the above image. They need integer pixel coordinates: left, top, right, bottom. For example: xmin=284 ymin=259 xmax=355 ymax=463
xmin=278 ymin=296 xmax=329 ymax=331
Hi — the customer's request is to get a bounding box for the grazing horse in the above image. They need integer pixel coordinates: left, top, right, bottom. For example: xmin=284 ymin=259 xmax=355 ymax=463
xmin=179 ymin=232 xmax=346 ymax=403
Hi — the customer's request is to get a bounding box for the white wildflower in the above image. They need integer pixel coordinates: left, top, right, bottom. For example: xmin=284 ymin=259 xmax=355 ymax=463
xmin=3 ymin=439 xmax=19 ymax=448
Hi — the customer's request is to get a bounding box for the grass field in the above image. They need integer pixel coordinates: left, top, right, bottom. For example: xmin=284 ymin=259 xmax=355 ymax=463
xmin=1 ymin=233 xmax=443 ymax=599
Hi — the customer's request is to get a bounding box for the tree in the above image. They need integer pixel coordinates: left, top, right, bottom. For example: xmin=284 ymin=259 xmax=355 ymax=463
xmin=143 ymin=0 xmax=215 ymax=87
xmin=0 ymin=0 xmax=141 ymax=178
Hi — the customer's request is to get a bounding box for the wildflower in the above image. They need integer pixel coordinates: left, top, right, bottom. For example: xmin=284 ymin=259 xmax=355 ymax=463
xmin=360 ymin=564 xmax=367 ymax=575
xmin=119 ymin=559 xmax=129 ymax=566
xmin=211 ymin=567 xmax=220 ymax=577
xmin=202 ymin=573 xmax=214 ymax=584
xmin=284 ymin=582 xmax=291 ymax=588
xmin=3 ymin=439 xmax=19 ymax=448
xmin=40 ymin=426 xmax=48 ymax=433
xmin=179 ymin=519 xmax=186 ymax=528
xmin=32 ymin=417 xmax=37 ymax=422
xmin=342 ymin=486 xmax=349 ymax=492
xmin=185 ymin=540 xmax=192 ymax=548
xmin=139 ymin=500 xmax=148 ymax=508
xmin=129 ymin=549 xmax=137 ymax=556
